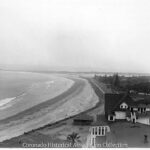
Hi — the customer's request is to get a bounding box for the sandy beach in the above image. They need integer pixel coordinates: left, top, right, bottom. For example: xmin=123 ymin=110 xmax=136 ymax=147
xmin=1 ymin=76 xmax=150 ymax=148
xmin=0 ymin=74 xmax=99 ymax=142
xmin=0 ymin=76 xmax=103 ymax=148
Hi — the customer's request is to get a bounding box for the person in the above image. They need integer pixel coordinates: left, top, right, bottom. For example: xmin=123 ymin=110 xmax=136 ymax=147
xmin=144 ymin=135 xmax=148 ymax=143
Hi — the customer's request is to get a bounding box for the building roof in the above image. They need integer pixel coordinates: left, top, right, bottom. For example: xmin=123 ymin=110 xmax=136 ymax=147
xmin=137 ymin=103 xmax=147 ymax=108
xmin=135 ymin=98 xmax=150 ymax=105
xmin=74 ymin=114 xmax=93 ymax=121
xmin=112 ymin=93 xmax=137 ymax=111
xmin=105 ymin=93 xmax=124 ymax=115
xmin=105 ymin=92 xmax=150 ymax=115
xmin=91 ymin=121 xmax=108 ymax=126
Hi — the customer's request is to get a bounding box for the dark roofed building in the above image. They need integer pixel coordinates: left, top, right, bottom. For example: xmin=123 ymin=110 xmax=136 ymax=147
xmin=112 ymin=93 xmax=137 ymax=111
xmin=73 ymin=114 xmax=93 ymax=125
xmin=135 ymin=98 xmax=150 ymax=105
xmin=104 ymin=92 xmax=150 ymax=125
xmin=104 ymin=93 xmax=124 ymax=118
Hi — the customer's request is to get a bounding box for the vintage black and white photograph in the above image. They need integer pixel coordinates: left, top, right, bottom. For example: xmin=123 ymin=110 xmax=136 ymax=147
xmin=0 ymin=0 xmax=150 ymax=148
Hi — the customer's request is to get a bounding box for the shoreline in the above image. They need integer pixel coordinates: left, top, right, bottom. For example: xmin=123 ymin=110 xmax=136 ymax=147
xmin=0 ymin=77 xmax=102 ymax=145
xmin=0 ymin=76 xmax=99 ymax=143
xmin=1 ymin=77 xmax=150 ymax=148
xmin=0 ymin=78 xmax=82 ymax=125
xmin=24 ymin=77 xmax=102 ymax=132
xmin=0 ymin=70 xmax=75 ymax=120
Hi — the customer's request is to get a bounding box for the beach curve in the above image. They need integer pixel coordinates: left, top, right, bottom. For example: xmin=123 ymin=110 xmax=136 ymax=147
xmin=0 ymin=76 xmax=99 ymax=142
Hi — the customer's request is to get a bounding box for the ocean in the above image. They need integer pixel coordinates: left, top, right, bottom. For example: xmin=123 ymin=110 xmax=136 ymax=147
xmin=0 ymin=70 xmax=74 ymax=120
xmin=0 ymin=70 xmax=98 ymax=142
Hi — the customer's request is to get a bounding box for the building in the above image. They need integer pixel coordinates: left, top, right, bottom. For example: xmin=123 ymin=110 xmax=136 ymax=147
xmin=73 ymin=114 xmax=93 ymax=125
xmin=105 ymin=93 xmax=150 ymax=125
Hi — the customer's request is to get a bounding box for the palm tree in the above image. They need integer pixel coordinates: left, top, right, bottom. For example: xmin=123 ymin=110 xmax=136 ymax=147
xmin=67 ymin=132 xmax=81 ymax=147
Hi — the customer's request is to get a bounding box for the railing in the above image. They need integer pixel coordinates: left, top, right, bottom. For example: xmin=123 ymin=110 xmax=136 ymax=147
xmin=89 ymin=126 xmax=110 ymax=147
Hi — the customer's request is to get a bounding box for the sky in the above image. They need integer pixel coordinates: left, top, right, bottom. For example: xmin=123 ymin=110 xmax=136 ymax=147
xmin=0 ymin=0 xmax=150 ymax=73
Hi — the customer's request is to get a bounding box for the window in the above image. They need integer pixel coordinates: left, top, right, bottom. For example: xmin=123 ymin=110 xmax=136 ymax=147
xmin=109 ymin=116 xmax=114 ymax=121
xmin=92 ymin=128 xmax=94 ymax=135
xmin=99 ymin=127 xmax=101 ymax=135
xmin=120 ymin=103 xmax=128 ymax=109
xmin=95 ymin=128 xmax=97 ymax=135
xmin=102 ymin=127 xmax=104 ymax=135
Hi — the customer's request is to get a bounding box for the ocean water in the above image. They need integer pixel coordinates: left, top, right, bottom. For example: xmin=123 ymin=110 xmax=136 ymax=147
xmin=0 ymin=70 xmax=74 ymax=120
xmin=0 ymin=71 xmax=99 ymax=142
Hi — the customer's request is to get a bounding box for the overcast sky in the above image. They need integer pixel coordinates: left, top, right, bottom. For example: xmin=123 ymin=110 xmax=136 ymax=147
xmin=0 ymin=0 xmax=150 ymax=73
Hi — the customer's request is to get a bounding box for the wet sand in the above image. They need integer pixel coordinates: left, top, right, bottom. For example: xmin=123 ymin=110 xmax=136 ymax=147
xmin=0 ymin=76 xmax=99 ymax=142
xmin=1 ymin=77 xmax=150 ymax=148
xmin=0 ymin=78 xmax=83 ymax=124
xmin=0 ymin=77 xmax=101 ymax=147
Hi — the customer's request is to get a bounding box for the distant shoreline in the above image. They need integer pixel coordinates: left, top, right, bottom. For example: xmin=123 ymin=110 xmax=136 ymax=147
xmin=0 ymin=69 xmax=149 ymax=76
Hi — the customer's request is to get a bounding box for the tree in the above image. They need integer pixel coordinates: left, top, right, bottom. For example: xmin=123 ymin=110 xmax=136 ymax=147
xmin=112 ymin=73 xmax=120 ymax=88
xmin=67 ymin=132 xmax=81 ymax=147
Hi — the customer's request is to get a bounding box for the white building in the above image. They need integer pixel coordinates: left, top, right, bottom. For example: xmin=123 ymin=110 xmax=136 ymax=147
xmin=105 ymin=93 xmax=150 ymax=125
